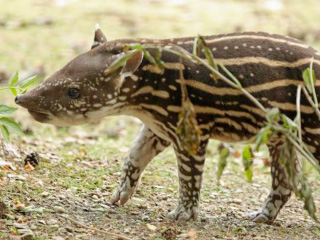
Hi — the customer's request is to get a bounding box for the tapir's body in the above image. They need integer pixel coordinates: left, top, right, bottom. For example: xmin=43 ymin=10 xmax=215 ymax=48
xmin=16 ymin=26 xmax=320 ymax=222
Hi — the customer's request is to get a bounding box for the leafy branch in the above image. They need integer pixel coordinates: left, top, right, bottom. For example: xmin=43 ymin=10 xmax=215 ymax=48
xmin=0 ymin=71 xmax=37 ymax=142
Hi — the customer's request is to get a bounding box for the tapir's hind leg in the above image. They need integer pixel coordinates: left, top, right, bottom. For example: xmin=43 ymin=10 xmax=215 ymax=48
xmin=246 ymin=137 xmax=300 ymax=223
xmin=110 ymin=125 xmax=170 ymax=205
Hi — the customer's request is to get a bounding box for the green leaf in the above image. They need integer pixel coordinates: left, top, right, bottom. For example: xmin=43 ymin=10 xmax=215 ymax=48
xmin=242 ymin=145 xmax=253 ymax=182
xmin=176 ymin=99 xmax=202 ymax=155
xmin=10 ymin=87 xmax=18 ymax=97
xmin=8 ymin=71 xmax=19 ymax=96
xmin=299 ymin=177 xmax=318 ymax=222
xmin=129 ymin=43 xmax=158 ymax=66
xmin=198 ymin=36 xmax=220 ymax=81
xmin=266 ymin=107 xmax=280 ymax=123
xmin=0 ymin=105 xmax=17 ymax=116
xmin=302 ymin=68 xmax=316 ymax=93
xmin=0 ymin=125 xmax=10 ymax=142
xmin=217 ymin=145 xmax=230 ymax=184
xmin=242 ymin=145 xmax=253 ymax=160
xmin=8 ymin=71 xmax=19 ymax=87
xmin=198 ymin=36 xmax=216 ymax=69
xmin=244 ymin=169 xmax=253 ymax=183
xmin=255 ymin=126 xmax=273 ymax=151
xmin=142 ymin=49 xmax=156 ymax=65
xmin=154 ymin=49 xmax=164 ymax=69
xmin=281 ymin=114 xmax=297 ymax=131
xmin=19 ymin=75 xmax=37 ymax=89
xmin=0 ymin=117 xmax=23 ymax=135
xmin=104 ymin=49 xmax=140 ymax=75
xmin=192 ymin=37 xmax=201 ymax=56
xmin=302 ymin=59 xmax=319 ymax=107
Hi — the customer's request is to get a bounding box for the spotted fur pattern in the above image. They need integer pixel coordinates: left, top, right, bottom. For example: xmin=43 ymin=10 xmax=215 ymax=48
xmin=15 ymin=26 xmax=320 ymax=222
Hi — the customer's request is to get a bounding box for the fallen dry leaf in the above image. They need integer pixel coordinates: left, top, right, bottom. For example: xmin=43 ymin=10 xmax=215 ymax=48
xmin=0 ymin=157 xmax=16 ymax=170
xmin=13 ymin=203 xmax=27 ymax=211
xmin=188 ymin=230 xmax=197 ymax=239
xmin=17 ymin=217 xmax=28 ymax=223
xmin=79 ymin=148 xmax=87 ymax=156
xmin=24 ymin=162 xmax=35 ymax=171
xmin=1 ymin=165 xmax=11 ymax=171
xmin=262 ymin=157 xmax=271 ymax=166
xmin=233 ymin=151 xmax=241 ymax=158
xmin=10 ymin=229 xmax=18 ymax=235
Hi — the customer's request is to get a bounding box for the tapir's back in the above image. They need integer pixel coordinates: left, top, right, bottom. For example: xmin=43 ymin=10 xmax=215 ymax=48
xmin=114 ymin=32 xmax=320 ymax=158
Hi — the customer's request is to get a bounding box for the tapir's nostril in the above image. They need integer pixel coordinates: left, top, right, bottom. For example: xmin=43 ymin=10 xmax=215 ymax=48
xmin=15 ymin=96 xmax=19 ymax=104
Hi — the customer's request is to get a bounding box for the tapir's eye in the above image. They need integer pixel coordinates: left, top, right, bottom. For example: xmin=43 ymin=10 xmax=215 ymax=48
xmin=67 ymin=88 xmax=80 ymax=99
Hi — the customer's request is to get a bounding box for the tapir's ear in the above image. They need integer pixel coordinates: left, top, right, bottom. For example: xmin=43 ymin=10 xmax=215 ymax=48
xmin=104 ymin=50 xmax=144 ymax=88
xmin=121 ymin=50 xmax=144 ymax=78
xmin=113 ymin=50 xmax=144 ymax=88
xmin=91 ymin=24 xmax=107 ymax=49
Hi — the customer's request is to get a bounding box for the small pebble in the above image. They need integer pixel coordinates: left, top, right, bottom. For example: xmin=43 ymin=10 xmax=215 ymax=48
xmin=51 ymin=237 xmax=65 ymax=240
xmin=41 ymin=192 xmax=50 ymax=197
xmin=47 ymin=218 xmax=58 ymax=225
xmin=66 ymin=227 xmax=74 ymax=233
xmin=141 ymin=215 xmax=150 ymax=221
xmin=53 ymin=206 xmax=66 ymax=213
xmin=30 ymin=225 xmax=37 ymax=230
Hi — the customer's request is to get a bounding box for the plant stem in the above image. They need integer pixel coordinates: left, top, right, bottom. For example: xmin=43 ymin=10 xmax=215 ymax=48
xmin=0 ymin=87 xmax=23 ymax=92
xmin=296 ymin=85 xmax=302 ymax=143
xmin=309 ymin=58 xmax=319 ymax=107
xmin=302 ymin=86 xmax=320 ymax=121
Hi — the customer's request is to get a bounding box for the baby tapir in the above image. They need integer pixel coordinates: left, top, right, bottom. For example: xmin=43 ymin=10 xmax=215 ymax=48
xmin=16 ymin=25 xmax=320 ymax=222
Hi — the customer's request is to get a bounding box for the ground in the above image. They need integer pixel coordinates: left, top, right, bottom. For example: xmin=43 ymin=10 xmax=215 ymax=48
xmin=0 ymin=0 xmax=320 ymax=239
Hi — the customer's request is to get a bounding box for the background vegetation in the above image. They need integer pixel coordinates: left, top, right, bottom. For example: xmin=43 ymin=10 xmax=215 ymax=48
xmin=1 ymin=0 xmax=320 ymax=239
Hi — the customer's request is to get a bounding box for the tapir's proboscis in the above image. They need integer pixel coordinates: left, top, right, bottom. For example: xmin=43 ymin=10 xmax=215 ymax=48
xmin=16 ymin=25 xmax=320 ymax=222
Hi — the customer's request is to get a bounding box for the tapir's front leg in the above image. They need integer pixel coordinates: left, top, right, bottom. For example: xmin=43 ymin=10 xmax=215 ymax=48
xmin=168 ymin=139 xmax=209 ymax=221
xmin=110 ymin=125 xmax=170 ymax=205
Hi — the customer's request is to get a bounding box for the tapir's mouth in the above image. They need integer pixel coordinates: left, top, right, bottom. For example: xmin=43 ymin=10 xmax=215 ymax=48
xmin=28 ymin=110 xmax=51 ymax=123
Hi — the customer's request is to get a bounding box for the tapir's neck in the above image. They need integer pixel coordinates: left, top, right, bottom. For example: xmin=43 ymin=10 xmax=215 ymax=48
xmin=114 ymin=58 xmax=182 ymax=124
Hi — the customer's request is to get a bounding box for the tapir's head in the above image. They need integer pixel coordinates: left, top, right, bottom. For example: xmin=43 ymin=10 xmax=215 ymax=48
xmin=15 ymin=25 xmax=144 ymax=126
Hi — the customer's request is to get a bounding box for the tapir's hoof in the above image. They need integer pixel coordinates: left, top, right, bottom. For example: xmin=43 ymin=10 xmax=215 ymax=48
xmin=245 ymin=211 xmax=274 ymax=224
xmin=167 ymin=205 xmax=198 ymax=222
xmin=110 ymin=185 xmax=135 ymax=205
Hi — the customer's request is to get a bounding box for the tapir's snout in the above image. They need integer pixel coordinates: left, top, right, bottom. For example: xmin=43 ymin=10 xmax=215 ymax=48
xmin=14 ymin=95 xmax=25 ymax=105
xmin=15 ymin=94 xmax=31 ymax=108
xmin=15 ymin=93 xmax=39 ymax=110
xmin=15 ymin=92 xmax=52 ymax=123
